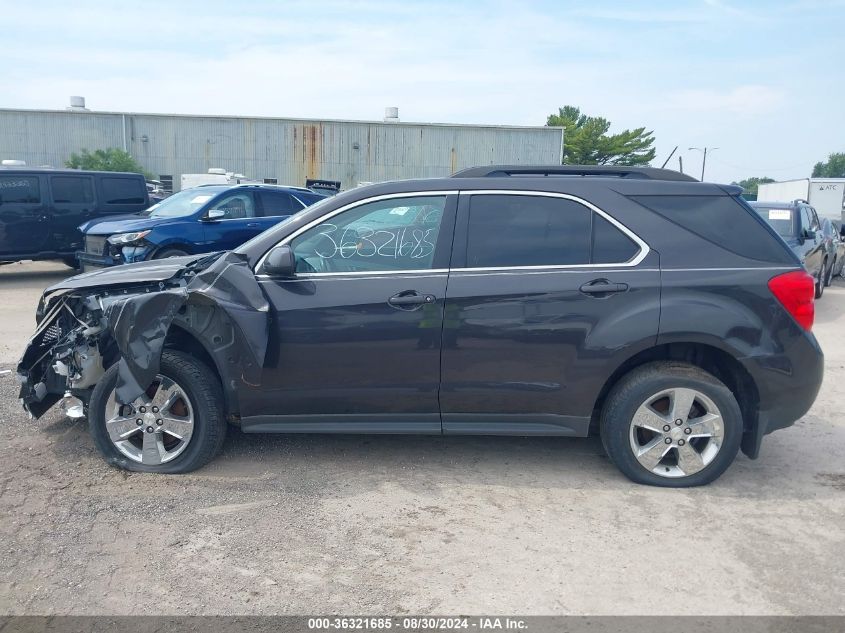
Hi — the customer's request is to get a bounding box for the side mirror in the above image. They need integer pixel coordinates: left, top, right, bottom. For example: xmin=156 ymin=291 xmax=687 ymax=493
xmin=263 ymin=245 xmax=296 ymax=277
xmin=204 ymin=209 xmax=225 ymax=221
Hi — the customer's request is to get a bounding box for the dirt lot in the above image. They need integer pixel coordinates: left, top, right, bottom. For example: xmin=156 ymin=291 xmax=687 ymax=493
xmin=0 ymin=260 xmax=843 ymax=615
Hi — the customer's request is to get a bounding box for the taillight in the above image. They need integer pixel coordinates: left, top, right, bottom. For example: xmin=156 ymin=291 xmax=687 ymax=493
xmin=768 ymin=271 xmax=815 ymax=331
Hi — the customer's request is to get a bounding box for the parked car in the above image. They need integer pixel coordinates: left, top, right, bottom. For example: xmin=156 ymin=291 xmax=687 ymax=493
xmin=18 ymin=165 xmax=823 ymax=487
xmin=833 ymin=229 xmax=845 ymax=277
xmin=820 ymin=218 xmax=840 ymax=285
xmin=0 ymin=168 xmax=149 ymax=268
xmin=750 ymin=200 xmax=828 ymax=298
xmin=76 ymin=183 xmax=325 ymax=269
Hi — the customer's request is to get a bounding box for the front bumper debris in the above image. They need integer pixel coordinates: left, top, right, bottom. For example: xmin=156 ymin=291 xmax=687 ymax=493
xmin=17 ymin=251 xmax=270 ymax=418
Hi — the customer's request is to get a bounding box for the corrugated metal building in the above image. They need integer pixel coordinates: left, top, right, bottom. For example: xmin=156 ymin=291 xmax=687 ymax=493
xmin=0 ymin=107 xmax=563 ymax=191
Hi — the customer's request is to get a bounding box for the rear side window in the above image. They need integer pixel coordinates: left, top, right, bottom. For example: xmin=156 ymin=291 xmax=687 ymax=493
xmin=467 ymin=195 xmax=592 ymax=267
xmin=101 ymin=177 xmax=146 ymax=205
xmin=51 ymin=176 xmax=94 ymax=203
xmin=593 ymin=214 xmax=638 ymax=264
xmin=259 ymin=191 xmax=302 ymax=216
xmin=630 ymin=195 xmax=792 ymax=263
xmin=0 ymin=176 xmax=40 ymax=203
xmin=466 ymin=194 xmax=639 ymax=268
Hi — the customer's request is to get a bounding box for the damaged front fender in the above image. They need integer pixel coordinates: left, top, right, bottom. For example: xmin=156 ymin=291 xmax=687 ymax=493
xmin=17 ymin=252 xmax=269 ymax=418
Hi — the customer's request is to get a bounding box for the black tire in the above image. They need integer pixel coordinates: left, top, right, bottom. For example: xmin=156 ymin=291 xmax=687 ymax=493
xmin=600 ymin=361 xmax=743 ymax=487
xmin=88 ymin=350 xmax=226 ymax=473
xmin=825 ymin=259 xmax=835 ymax=287
xmin=815 ymin=265 xmax=825 ymax=299
xmin=62 ymin=257 xmax=80 ymax=271
xmin=153 ymin=247 xmax=189 ymax=259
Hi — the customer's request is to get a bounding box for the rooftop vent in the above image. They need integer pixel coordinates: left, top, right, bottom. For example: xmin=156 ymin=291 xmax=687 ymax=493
xmin=1 ymin=159 xmax=26 ymax=166
xmin=207 ymin=168 xmax=227 ymax=175
xmin=384 ymin=107 xmax=399 ymax=123
xmin=67 ymin=96 xmax=88 ymax=111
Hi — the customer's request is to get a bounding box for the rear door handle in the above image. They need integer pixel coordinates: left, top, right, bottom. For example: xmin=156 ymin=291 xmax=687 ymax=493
xmin=388 ymin=291 xmax=436 ymax=308
xmin=579 ymin=279 xmax=629 ymax=296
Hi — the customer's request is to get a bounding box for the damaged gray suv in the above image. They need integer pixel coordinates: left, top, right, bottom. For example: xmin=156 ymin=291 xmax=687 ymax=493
xmin=18 ymin=166 xmax=823 ymax=487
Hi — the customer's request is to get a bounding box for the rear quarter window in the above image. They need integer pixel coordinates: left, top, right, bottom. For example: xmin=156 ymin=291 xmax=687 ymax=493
xmin=630 ymin=195 xmax=794 ymax=263
xmin=100 ymin=177 xmax=146 ymax=205
xmin=0 ymin=176 xmax=40 ymax=203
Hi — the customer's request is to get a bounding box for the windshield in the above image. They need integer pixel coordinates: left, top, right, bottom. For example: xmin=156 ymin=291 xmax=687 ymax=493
xmin=755 ymin=207 xmax=795 ymax=238
xmin=141 ymin=186 xmax=228 ymax=218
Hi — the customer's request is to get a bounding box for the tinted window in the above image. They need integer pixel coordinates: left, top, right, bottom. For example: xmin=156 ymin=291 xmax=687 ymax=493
xmin=592 ymin=213 xmax=638 ymax=263
xmin=631 ymin=195 xmax=793 ymax=263
xmin=290 ymin=195 xmax=446 ymax=273
xmin=51 ymin=176 xmax=93 ymax=204
xmin=466 ymin=195 xmax=592 ymax=267
xmin=101 ymin=177 xmax=146 ymax=204
xmin=754 ymin=207 xmax=795 ymax=238
xmin=259 ymin=191 xmax=301 ymax=216
xmin=0 ymin=176 xmax=40 ymax=203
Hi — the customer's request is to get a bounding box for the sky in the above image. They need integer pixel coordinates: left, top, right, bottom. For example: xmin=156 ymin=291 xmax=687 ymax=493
xmin=1 ymin=0 xmax=844 ymax=183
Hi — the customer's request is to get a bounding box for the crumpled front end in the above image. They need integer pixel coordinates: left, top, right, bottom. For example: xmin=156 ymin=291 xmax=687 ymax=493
xmin=17 ymin=252 xmax=269 ymax=419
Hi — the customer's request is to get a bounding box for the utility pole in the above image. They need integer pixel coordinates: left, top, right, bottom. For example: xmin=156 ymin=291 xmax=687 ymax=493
xmin=688 ymin=147 xmax=718 ymax=181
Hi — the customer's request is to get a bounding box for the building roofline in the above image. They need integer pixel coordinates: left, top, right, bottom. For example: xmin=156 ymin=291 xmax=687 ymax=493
xmin=0 ymin=107 xmax=563 ymax=132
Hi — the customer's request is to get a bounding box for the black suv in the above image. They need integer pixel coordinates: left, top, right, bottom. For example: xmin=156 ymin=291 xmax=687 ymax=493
xmin=17 ymin=166 xmax=823 ymax=487
xmin=0 ymin=168 xmax=149 ymax=267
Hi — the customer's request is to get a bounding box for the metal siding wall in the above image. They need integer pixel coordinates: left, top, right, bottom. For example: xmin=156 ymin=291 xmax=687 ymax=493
xmin=0 ymin=110 xmax=563 ymax=190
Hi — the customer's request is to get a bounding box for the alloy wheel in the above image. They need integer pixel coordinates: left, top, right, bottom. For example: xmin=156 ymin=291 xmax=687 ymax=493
xmin=629 ymin=387 xmax=725 ymax=478
xmin=104 ymin=375 xmax=195 ymax=465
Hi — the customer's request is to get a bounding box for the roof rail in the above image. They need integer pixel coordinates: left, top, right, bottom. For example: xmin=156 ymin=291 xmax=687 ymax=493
xmin=451 ymin=165 xmax=698 ymax=182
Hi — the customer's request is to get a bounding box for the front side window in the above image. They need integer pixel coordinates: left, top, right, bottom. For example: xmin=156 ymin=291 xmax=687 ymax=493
xmin=0 ymin=176 xmax=40 ymax=203
xmin=466 ymin=195 xmax=593 ymax=267
xmin=209 ymin=192 xmax=256 ymax=219
xmin=51 ymin=176 xmax=93 ymax=204
xmin=800 ymin=207 xmax=812 ymax=232
xmin=290 ymin=195 xmax=446 ymax=273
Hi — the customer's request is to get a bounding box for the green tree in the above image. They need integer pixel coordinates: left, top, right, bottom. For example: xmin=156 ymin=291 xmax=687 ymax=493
xmin=812 ymin=152 xmax=845 ymax=178
xmin=546 ymin=106 xmax=656 ymax=166
xmin=732 ymin=176 xmax=775 ymax=197
xmin=65 ymin=148 xmax=152 ymax=179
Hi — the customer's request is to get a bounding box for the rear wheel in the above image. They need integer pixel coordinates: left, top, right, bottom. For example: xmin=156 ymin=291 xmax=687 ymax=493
xmin=62 ymin=257 xmax=80 ymax=271
xmin=88 ymin=350 xmax=226 ymax=473
xmin=600 ymin=362 xmax=742 ymax=487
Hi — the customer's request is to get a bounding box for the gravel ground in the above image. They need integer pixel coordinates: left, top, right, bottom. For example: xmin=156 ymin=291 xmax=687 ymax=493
xmin=0 ymin=261 xmax=843 ymax=615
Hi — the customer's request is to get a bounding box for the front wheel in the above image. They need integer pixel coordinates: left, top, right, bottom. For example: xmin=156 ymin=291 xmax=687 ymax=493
xmin=88 ymin=350 xmax=226 ymax=473
xmin=153 ymin=247 xmax=189 ymax=259
xmin=600 ymin=362 xmax=742 ymax=487
xmin=825 ymin=258 xmax=835 ymax=287
xmin=815 ymin=265 xmax=825 ymax=299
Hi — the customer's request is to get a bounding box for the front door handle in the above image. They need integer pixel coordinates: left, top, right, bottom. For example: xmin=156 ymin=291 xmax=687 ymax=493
xmin=247 ymin=222 xmax=260 ymax=228
xmin=579 ymin=279 xmax=629 ymax=296
xmin=388 ymin=291 xmax=436 ymax=308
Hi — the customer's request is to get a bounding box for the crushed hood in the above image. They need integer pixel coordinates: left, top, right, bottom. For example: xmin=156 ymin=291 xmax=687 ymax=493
xmin=44 ymin=255 xmax=210 ymax=294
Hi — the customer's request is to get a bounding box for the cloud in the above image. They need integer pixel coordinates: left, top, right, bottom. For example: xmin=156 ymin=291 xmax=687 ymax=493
xmin=664 ymin=85 xmax=787 ymax=116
